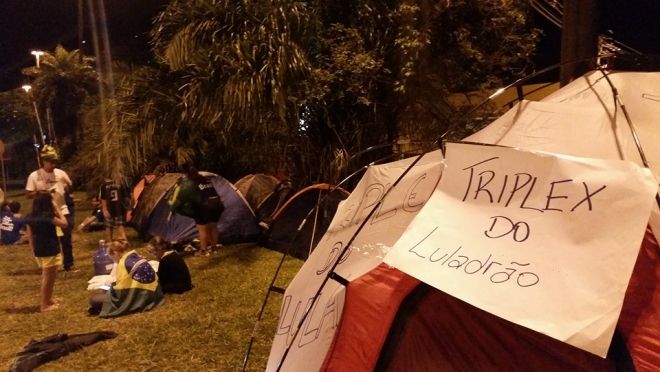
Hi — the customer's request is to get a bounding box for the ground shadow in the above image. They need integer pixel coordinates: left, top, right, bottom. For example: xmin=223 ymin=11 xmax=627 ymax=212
xmin=7 ymin=268 xmax=41 ymax=276
xmin=197 ymin=243 xmax=261 ymax=269
xmin=4 ymin=305 xmax=40 ymax=314
xmin=224 ymin=243 xmax=261 ymax=262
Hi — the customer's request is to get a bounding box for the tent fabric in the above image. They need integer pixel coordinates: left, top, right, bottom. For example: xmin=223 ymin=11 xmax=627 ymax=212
xmin=127 ymin=174 xmax=156 ymax=222
xmin=313 ymin=233 xmax=658 ymax=372
xmin=467 ymin=71 xmax=660 ymax=176
xmin=234 ymin=173 xmax=280 ymax=212
xmin=618 ymin=228 xmax=660 ymax=371
xmin=373 ymin=283 xmax=614 ymax=372
xmin=131 ymin=174 xmax=156 ymax=210
xmin=130 ymin=172 xmax=260 ymax=244
xmin=321 ymin=264 xmax=419 ymax=371
xmin=368 ymin=229 xmax=660 ymax=372
xmin=254 ymin=182 xmax=293 ymax=223
xmin=129 ymin=173 xmax=181 ymax=236
xmin=265 ymin=183 xmax=349 ymax=260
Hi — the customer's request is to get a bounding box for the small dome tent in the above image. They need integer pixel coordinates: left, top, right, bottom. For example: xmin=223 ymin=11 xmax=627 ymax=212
xmin=265 ymin=183 xmax=349 ymax=260
xmin=234 ymin=173 xmax=293 ymax=223
xmin=234 ymin=173 xmax=280 ymax=211
xmin=130 ymin=173 xmax=181 ymax=234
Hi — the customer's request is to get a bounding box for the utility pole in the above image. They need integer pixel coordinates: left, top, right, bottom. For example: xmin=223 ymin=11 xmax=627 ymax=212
xmin=78 ymin=0 xmax=84 ymax=60
xmin=560 ymin=0 xmax=599 ymax=86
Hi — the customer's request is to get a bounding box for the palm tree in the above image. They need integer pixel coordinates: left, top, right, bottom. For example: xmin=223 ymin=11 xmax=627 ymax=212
xmin=149 ymin=0 xmax=319 ymax=182
xmin=30 ymin=45 xmax=97 ymax=160
xmin=68 ymin=64 xmax=185 ymax=189
xmin=151 ymin=0 xmax=313 ymax=128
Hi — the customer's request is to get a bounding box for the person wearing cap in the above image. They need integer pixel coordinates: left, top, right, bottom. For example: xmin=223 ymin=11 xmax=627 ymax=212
xmin=25 ymin=145 xmax=77 ymax=272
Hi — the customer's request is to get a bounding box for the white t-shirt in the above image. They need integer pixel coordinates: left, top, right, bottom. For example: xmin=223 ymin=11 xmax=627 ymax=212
xmin=25 ymin=168 xmax=73 ymax=215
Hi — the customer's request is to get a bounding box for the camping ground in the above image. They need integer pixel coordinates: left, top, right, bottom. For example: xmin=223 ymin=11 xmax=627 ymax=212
xmin=0 ymin=191 xmax=302 ymax=371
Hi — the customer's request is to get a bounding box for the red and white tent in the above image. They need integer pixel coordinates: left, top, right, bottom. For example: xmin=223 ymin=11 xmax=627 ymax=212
xmin=267 ymin=71 xmax=660 ymax=371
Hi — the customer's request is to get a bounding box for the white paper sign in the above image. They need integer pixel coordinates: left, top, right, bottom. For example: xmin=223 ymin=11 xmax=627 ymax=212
xmin=384 ymin=142 xmax=657 ymax=357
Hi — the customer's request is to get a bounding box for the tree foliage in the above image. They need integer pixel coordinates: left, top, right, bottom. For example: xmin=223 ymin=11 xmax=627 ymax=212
xmin=53 ymin=0 xmax=540 ymax=190
xmin=0 ymin=89 xmax=41 ymax=178
xmin=148 ymin=0 xmax=317 ymax=181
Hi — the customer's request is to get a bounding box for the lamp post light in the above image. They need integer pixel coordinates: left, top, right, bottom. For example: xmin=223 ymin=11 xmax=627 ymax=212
xmin=22 ymin=85 xmax=44 ymax=167
xmin=21 ymin=84 xmax=45 ymax=143
xmin=21 ymin=84 xmax=46 ymax=166
xmin=31 ymin=50 xmax=45 ymax=69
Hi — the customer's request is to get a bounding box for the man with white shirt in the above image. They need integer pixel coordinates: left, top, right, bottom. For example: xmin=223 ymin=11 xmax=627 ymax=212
xmin=25 ymin=145 xmax=77 ymax=272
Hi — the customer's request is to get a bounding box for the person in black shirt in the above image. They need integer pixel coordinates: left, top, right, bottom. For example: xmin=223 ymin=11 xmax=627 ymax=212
xmin=77 ymin=197 xmax=105 ymax=232
xmin=149 ymin=236 xmax=192 ymax=294
xmin=99 ymin=178 xmax=128 ymax=242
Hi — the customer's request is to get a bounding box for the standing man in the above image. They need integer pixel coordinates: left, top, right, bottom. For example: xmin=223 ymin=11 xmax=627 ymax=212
xmin=25 ymin=145 xmax=77 ymax=272
xmin=99 ymin=177 xmax=128 ymax=242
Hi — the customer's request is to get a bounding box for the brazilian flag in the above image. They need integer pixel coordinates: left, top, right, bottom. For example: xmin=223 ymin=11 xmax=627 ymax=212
xmin=100 ymin=250 xmax=164 ymax=318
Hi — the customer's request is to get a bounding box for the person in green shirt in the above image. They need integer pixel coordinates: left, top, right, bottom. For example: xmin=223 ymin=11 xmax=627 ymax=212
xmin=169 ymin=164 xmax=224 ymax=256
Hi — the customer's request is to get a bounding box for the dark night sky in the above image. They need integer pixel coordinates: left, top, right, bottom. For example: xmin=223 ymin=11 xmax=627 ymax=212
xmin=0 ymin=0 xmax=659 ymax=91
xmin=0 ymin=0 xmax=168 ymax=90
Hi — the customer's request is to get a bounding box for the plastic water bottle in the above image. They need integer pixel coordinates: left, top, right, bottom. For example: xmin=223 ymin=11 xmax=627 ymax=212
xmin=93 ymin=240 xmax=114 ymax=275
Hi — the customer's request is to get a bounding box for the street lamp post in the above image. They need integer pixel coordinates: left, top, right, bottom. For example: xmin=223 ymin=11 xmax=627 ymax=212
xmin=31 ymin=50 xmax=45 ymax=69
xmin=0 ymin=140 xmax=6 ymax=193
xmin=21 ymin=85 xmax=45 ymax=167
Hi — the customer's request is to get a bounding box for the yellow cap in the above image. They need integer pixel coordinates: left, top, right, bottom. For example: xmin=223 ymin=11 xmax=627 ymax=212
xmin=40 ymin=145 xmax=59 ymax=160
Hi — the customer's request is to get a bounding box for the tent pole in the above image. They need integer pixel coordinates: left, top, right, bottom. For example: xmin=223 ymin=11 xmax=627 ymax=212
xmin=308 ymin=190 xmax=322 ymax=257
xmin=597 ymin=68 xmax=660 ymax=209
xmin=241 ymin=248 xmax=288 ymax=371
xmin=440 ymin=57 xmax=596 ymax=141
xmin=275 ymin=152 xmax=429 ymax=371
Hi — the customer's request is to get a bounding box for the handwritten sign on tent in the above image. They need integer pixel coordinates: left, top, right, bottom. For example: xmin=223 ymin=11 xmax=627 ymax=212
xmin=384 ymin=142 xmax=657 ymax=357
xmin=267 ymin=150 xmax=444 ymax=372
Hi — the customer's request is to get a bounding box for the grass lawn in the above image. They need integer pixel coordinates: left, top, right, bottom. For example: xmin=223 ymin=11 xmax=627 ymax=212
xmin=1 ymin=191 xmax=302 ymax=371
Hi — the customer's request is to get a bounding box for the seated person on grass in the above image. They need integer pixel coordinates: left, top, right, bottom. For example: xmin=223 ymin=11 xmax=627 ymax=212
xmin=148 ymin=236 xmax=193 ymax=294
xmin=89 ymin=240 xmax=164 ymax=317
xmin=1 ymin=200 xmax=28 ymax=245
xmin=77 ymin=197 xmax=105 ymax=232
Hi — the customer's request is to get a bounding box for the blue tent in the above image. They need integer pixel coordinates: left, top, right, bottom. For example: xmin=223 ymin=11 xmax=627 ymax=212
xmin=132 ymin=172 xmax=260 ymax=244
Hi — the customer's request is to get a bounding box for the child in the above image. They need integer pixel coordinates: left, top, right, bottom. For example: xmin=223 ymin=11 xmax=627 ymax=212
xmin=25 ymin=193 xmax=68 ymax=312
xmin=1 ymin=200 xmax=28 ymax=245
xmin=90 ymin=240 xmax=164 ymax=318
xmin=148 ymin=236 xmax=193 ymax=294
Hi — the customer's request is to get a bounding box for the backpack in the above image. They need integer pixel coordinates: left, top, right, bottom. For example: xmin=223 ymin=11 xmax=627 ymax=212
xmin=168 ymin=180 xmax=196 ymax=218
